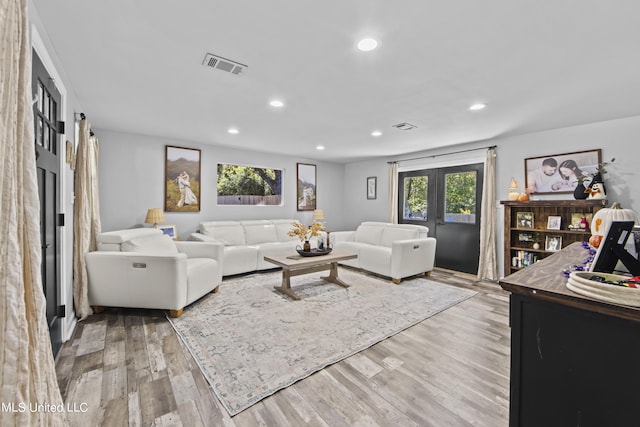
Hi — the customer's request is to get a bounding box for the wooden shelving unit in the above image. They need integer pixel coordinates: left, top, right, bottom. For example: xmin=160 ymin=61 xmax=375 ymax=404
xmin=501 ymin=199 xmax=607 ymax=276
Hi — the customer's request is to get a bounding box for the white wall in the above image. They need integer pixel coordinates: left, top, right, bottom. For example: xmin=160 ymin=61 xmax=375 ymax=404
xmin=96 ymin=129 xmax=347 ymax=239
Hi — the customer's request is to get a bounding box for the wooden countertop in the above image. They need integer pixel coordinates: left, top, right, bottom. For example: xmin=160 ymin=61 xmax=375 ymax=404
xmin=499 ymin=241 xmax=640 ymax=323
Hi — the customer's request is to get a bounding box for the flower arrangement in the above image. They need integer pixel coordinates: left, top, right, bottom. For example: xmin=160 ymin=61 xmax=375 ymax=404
xmin=287 ymin=220 xmax=324 ymax=242
xmin=577 ymin=157 xmax=615 ymax=184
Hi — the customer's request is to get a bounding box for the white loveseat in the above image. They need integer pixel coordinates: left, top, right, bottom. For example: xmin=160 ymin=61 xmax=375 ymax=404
xmin=189 ymin=219 xmax=322 ymax=276
xmin=85 ymin=228 xmax=223 ymax=317
xmin=330 ymin=222 xmax=436 ymax=284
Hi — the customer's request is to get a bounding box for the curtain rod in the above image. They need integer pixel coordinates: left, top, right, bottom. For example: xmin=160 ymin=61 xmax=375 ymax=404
xmin=75 ymin=112 xmax=95 ymax=137
xmin=387 ymin=145 xmax=496 ymax=164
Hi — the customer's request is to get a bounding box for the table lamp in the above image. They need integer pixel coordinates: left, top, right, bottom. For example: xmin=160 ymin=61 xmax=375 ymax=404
xmin=145 ymin=208 xmax=165 ymax=228
xmin=313 ymin=209 xmax=325 ymax=222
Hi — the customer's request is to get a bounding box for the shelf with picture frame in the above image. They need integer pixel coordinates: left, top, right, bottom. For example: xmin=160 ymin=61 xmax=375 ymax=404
xmin=501 ymin=199 xmax=607 ymax=276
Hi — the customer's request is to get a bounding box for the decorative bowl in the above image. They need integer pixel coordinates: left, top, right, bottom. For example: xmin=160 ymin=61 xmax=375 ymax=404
xmin=296 ymin=248 xmax=333 ymax=257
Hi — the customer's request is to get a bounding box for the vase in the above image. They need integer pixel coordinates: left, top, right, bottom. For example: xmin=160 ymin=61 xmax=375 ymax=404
xmin=573 ymin=183 xmax=588 ymax=200
xmin=303 ymin=240 xmax=311 ymax=252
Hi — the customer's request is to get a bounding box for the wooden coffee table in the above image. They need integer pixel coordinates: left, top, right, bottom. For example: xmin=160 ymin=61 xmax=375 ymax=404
xmin=264 ymin=251 xmax=358 ymax=300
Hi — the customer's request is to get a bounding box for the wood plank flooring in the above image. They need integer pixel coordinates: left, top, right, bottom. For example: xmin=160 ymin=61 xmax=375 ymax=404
xmin=55 ymin=269 xmax=511 ymax=426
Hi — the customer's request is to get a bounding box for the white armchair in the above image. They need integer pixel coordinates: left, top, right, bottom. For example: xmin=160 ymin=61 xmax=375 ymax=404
xmin=86 ymin=228 xmax=223 ymax=317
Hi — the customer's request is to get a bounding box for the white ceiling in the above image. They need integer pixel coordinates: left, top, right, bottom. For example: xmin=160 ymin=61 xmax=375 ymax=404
xmin=32 ymin=0 xmax=640 ymax=163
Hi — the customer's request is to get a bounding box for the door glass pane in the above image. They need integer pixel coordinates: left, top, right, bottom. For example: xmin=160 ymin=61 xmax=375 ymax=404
xmin=38 ymin=82 xmax=44 ymax=112
xmin=403 ymin=176 xmax=428 ymax=220
xmin=43 ymin=92 xmax=50 ymax=118
xmin=43 ymin=123 xmax=50 ymax=150
xmin=444 ymin=171 xmax=477 ymax=223
xmin=36 ymin=117 xmax=43 ymax=146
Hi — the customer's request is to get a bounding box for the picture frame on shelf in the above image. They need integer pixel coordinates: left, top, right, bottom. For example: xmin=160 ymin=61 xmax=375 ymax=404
xmin=570 ymin=213 xmax=593 ymax=230
xmin=524 ymin=148 xmax=602 ymax=195
xmin=159 ymin=224 xmax=178 ymax=240
xmin=547 ymin=215 xmax=562 ymax=230
xmin=516 ymin=212 xmax=534 ymax=229
xmin=367 ymin=176 xmax=377 ymax=200
xmin=545 ymin=235 xmax=562 ymax=252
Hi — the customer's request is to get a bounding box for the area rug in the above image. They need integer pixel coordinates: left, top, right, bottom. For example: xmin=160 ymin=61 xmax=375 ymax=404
xmin=167 ymin=269 xmax=476 ymax=416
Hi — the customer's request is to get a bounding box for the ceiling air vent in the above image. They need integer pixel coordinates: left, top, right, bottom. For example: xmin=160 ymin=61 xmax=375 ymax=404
xmin=202 ymin=53 xmax=247 ymax=76
xmin=392 ymin=122 xmax=417 ymax=131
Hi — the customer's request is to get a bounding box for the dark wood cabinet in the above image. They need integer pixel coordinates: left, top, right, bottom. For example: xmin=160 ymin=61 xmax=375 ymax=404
xmin=502 ymin=200 xmax=606 ymax=276
xmin=500 ymin=243 xmax=640 ymax=427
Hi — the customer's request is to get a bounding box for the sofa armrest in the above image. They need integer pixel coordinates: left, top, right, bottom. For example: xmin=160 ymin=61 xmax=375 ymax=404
xmin=330 ymin=230 xmax=355 ymax=243
xmin=390 ymin=238 xmax=437 ymax=279
xmin=175 ymin=241 xmax=224 ymax=261
xmin=85 ymin=251 xmax=188 ymax=310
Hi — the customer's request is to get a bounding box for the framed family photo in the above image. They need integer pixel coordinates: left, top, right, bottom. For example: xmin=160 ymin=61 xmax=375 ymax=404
xmin=165 ymin=145 xmax=201 ymax=212
xmin=545 ymin=235 xmax=562 ymax=252
xmin=516 ymin=212 xmax=534 ymax=229
xmin=547 ymin=215 xmax=562 ymax=230
xmin=524 ymin=149 xmax=601 ymax=194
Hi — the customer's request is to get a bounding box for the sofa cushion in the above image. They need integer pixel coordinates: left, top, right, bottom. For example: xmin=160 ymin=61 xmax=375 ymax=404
xmin=354 ymin=224 xmax=385 ymax=246
xmin=272 ymin=219 xmax=299 ymax=241
xmin=121 ymin=234 xmax=179 ymax=255
xmin=380 ymin=227 xmax=420 ymax=247
xmin=97 ymin=228 xmax=162 ymax=251
xmin=200 ymin=222 xmax=246 ymax=246
xmin=243 ymin=222 xmax=278 ymax=245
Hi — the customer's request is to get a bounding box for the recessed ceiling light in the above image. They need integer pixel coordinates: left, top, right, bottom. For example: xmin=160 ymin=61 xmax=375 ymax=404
xmin=357 ymin=38 xmax=378 ymax=52
xmin=227 ymin=128 xmax=239 ymax=134
xmin=469 ymin=103 xmax=487 ymax=111
xmin=371 ymin=130 xmax=382 ymax=137
xmin=316 ymin=145 xmax=325 ymax=150
xmin=269 ymin=100 xmax=284 ymax=108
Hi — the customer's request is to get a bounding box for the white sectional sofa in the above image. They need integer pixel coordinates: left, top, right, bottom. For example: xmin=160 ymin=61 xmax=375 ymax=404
xmin=330 ymin=222 xmax=436 ymax=284
xmin=189 ymin=219 xmax=322 ymax=276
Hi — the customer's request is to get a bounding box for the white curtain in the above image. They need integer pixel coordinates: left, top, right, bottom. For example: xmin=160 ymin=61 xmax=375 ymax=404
xmin=0 ymin=0 xmax=67 ymax=424
xmin=73 ymin=119 xmax=101 ymax=320
xmin=477 ymin=147 xmax=498 ymax=280
xmin=388 ymin=162 xmax=398 ymax=223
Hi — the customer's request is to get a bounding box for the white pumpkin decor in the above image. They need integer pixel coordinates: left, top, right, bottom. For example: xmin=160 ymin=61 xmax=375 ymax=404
xmin=589 ymin=202 xmax=639 ymax=247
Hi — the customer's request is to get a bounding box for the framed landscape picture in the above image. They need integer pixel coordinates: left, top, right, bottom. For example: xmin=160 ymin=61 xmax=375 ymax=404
xmin=297 ymin=163 xmax=316 ymax=211
xmin=165 ymin=145 xmax=201 ymax=212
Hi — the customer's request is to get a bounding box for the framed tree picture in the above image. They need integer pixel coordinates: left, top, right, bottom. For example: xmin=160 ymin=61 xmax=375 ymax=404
xmin=296 ymin=163 xmax=316 ymax=211
xmin=165 ymin=145 xmax=201 ymax=212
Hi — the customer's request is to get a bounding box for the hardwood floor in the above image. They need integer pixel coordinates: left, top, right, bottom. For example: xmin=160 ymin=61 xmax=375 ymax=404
xmin=55 ymin=269 xmax=511 ymax=426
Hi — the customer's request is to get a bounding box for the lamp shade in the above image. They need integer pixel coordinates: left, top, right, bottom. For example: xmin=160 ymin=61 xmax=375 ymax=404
xmin=145 ymin=208 xmax=165 ymax=227
xmin=313 ymin=209 xmax=325 ymax=221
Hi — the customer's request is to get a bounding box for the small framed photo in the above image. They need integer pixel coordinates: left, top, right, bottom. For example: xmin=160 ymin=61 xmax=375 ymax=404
xmin=158 ymin=224 xmax=178 ymax=240
xmin=367 ymin=176 xmax=377 ymax=200
xmin=545 ymin=235 xmax=562 ymax=252
xmin=547 ymin=215 xmax=562 ymax=230
xmin=516 ymin=212 xmax=534 ymax=229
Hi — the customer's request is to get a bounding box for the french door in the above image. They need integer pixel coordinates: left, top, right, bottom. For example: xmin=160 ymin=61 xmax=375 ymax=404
xmin=33 ymin=49 xmax=64 ymax=357
xmin=399 ymin=163 xmax=483 ymax=275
